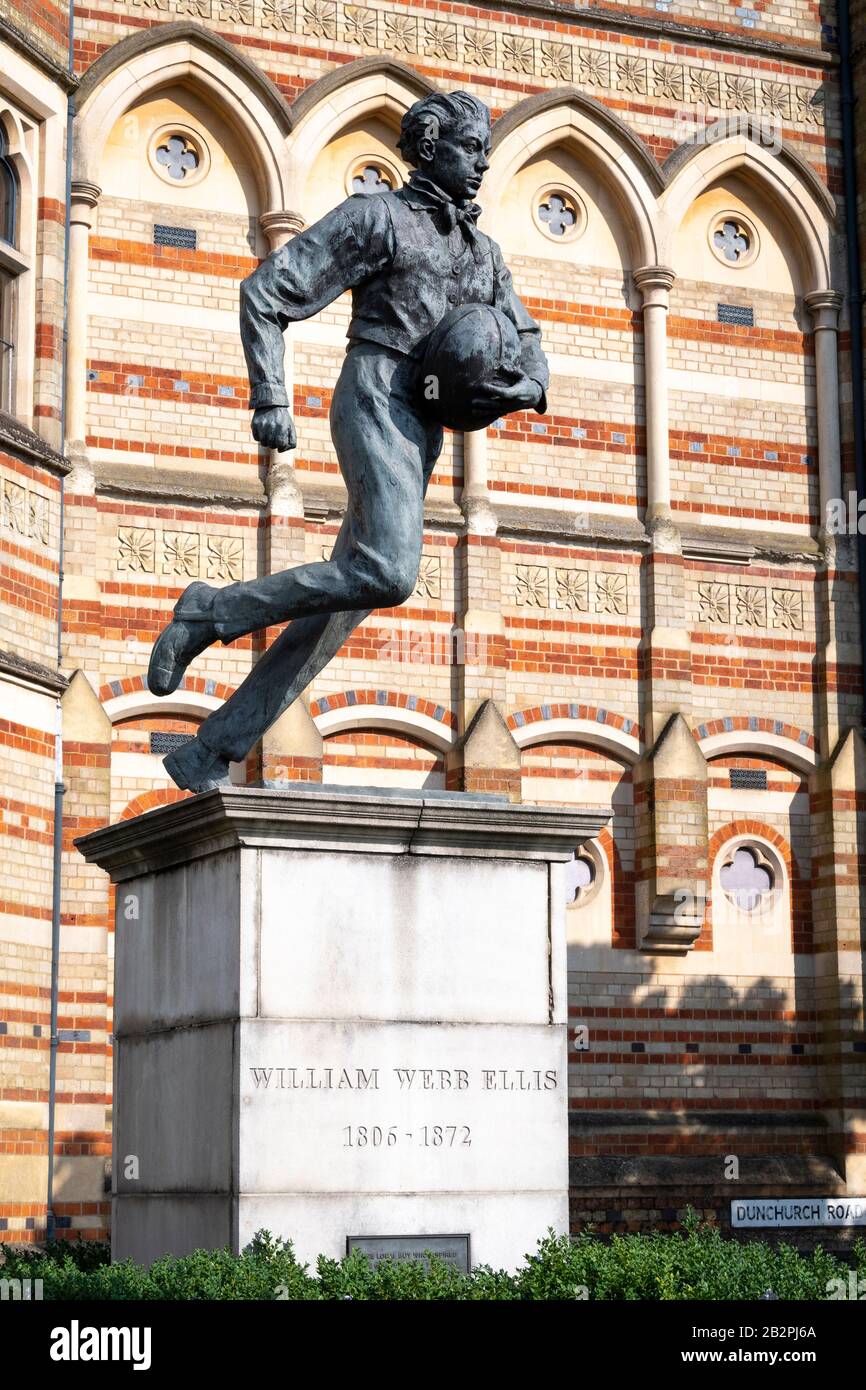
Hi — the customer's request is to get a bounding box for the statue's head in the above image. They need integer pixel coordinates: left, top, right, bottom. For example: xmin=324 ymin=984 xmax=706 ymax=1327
xmin=398 ymin=92 xmax=491 ymax=203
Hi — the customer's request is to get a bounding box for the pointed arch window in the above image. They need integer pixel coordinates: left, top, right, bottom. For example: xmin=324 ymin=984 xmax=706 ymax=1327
xmin=0 ymin=129 xmax=22 ymax=415
xmin=0 ymin=129 xmax=17 ymax=246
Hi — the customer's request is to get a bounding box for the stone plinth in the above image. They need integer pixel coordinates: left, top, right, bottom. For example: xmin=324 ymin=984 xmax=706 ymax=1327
xmin=77 ymin=786 xmax=608 ymax=1271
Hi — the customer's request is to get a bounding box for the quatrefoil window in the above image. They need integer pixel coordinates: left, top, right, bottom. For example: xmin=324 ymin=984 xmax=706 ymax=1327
xmin=346 ymin=156 xmax=402 ymax=198
xmin=148 ymin=125 xmax=210 ymax=188
xmin=564 ymin=843 xmax=603 ymax=909
xmin=156 ymin=135 xmax=199 ymax=181
xmin=719 ymin=845 xmax=774 ymax=912
xmin=532 ymin=184 xmax=586 ymax=243
xmin=539 ymin=193 xmax=576 ymax=236
xmin=709 ymin=210 xmax=759 ymax=269
xmin=565 ymin=854 xmax=594 ymax=901
xmin=353 ymin=164 xmax=392 ymax=194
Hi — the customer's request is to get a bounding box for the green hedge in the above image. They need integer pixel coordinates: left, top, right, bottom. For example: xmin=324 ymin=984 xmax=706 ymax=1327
xmin=2 ymin=1215 xmax=863 ymax=1300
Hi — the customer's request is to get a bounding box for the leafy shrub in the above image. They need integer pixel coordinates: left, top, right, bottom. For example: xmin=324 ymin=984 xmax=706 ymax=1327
xmin=1 ymin=1214 xmax=862 ymax=1301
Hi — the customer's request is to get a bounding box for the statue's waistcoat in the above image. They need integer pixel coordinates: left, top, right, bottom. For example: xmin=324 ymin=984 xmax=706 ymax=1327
xmin=348 ymin=189 xmax=497 ymax=358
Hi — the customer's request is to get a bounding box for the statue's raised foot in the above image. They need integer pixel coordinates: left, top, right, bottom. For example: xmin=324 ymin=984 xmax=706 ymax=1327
xmin=163 ymin=734 xmax=232 ymax=793
xmin=147 ymin=580 xmax=219 ymax=696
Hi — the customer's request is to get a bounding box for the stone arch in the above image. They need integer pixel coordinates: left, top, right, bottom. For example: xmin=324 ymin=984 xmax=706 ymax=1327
xmin=485 ymin=88 xmax=661 ymax=267
xmin=284 ymin=57 xmax=436 ymax=212
xmin=508 ymin=702 xmax=641 ymax=763
xmin=660 ymin=125 xmax=834 ymax=293
xmin=73 ymin=22 xmax=292 ymax=212
xmin=310 ymin=688 xmax=455 ymax=751
xmin=695 ymin=718 xmax=817 ymax=775
xmin=99 ymin=673 xmax=236 ymax=725
xmin=120 ymin=787 xmax=188 ymax=820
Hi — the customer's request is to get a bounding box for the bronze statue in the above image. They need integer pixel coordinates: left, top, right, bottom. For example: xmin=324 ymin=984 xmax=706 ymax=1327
xmin=147 ymin=91 xmax=549 ymax=791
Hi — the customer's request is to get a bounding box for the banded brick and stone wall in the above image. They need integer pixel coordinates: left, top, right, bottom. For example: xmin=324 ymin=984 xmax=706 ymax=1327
xmin=1 ymin=0 xmax=864 ymax=1246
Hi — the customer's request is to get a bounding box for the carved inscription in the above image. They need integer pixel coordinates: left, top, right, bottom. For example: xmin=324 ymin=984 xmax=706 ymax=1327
xmin=250 ymin=1065 xmax=559 ymax=1090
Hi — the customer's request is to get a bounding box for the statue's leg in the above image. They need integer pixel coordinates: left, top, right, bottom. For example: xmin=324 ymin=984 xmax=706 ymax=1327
xmin=162 ymin=346 xmax=443 ymax=790
xmin=211 ymin=345 xmax=436 ymax=639
xmin=148 ymin=346 xmax=434 ymax=698
xmin=181 ymin=508 xmax=370 ymax=768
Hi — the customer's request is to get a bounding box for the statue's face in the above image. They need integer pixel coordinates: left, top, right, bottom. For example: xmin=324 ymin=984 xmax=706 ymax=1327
xmin=427 ymin=115 xmax=491 ymax=202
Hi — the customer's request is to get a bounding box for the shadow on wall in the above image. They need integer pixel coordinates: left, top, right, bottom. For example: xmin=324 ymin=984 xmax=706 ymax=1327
xmin=564 ymin=936 xmax=861 ymax=1249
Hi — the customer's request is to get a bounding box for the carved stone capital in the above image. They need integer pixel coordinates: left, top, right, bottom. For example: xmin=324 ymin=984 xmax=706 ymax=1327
xmin=633 ymin=264 xmax=676 ymax=309
xmin=805 ymin=288 xmax=843 ymax=332
xmin=260 ymin=210 xmax=306 ymax=249
xmin=69 ymin=180 xmax=101 ymax=227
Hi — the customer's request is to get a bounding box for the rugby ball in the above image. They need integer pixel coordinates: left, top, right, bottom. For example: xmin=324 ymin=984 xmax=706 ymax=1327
xmin=420 ymin=304 xmax=523 ymax=432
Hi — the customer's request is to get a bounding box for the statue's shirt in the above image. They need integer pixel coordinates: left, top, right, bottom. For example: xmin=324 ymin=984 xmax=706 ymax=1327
xmin=240 ymin=173 xmax=549 ymax=411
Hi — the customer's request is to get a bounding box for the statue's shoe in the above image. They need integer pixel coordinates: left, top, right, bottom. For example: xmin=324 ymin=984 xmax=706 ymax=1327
xmin=163 ymin=735 xmax=232 ymax=793
xmin=147 ymin=581 xmax=219 ymax=696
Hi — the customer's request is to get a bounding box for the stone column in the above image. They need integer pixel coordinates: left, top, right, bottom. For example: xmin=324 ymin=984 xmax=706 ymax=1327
xmin=453 ymin=430 xmax=505 ymax=748
xmin=806 ymin=291 xmax=848 ymax=753
xmin=64 ymin=181 xmax=100 ymax=494
xmin=250 ymin=212 xmax=310 ymax=778
xmin=633 ymin=265 xmax=676 ymax=527
xmin=634 ymin=267 xmax=688 ymax=749
xmin=461 ymin=428 xmax=497 ymax=536
xmin=259 ymin=210 xmax=305 ymax=520
xmin=805 ymin=289 xmax=844 ymax=525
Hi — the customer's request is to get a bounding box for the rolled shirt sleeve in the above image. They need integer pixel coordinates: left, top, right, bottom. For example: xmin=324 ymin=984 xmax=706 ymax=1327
xmin=240 ymin=197 xmax=395 ymax=409
xmin=491 ymin=244 xmax=550 ymax=414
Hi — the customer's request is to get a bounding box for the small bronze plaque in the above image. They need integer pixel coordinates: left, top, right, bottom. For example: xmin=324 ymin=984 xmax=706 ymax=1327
xmin=346 ymin=1234 xmax=470 ymax=1273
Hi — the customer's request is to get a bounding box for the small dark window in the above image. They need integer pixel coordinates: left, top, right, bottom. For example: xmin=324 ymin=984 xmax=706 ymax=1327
xmin=730 ymin=768 xmax=768 ymax=790
xmin=149 ymin=731 xmax=193 ymax=755
xmin=717 ymin=303 xmax=754 ymax=327
xmin=153 ymin=224 xmax=197 ymax=250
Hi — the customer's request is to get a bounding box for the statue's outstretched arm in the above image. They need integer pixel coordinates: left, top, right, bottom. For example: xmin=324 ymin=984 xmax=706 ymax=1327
xmin=240 ymin=198 xmax=395 ymax=411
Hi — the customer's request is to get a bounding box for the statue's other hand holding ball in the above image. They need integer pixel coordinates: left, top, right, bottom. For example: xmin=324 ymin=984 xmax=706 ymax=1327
xmin=252 ymin=405 xmax=297 ymax=452
xmin=470 ymin=376 xmax=543 ymax=418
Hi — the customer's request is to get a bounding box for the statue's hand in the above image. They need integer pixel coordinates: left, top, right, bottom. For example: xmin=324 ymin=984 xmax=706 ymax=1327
xmin=252 ymin=405 xmax=296 ymax=452
xmin=470 ymin=376 xmax=543 ymax=417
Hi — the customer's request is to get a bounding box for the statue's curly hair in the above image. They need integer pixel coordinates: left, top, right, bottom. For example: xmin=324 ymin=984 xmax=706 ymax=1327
xmin=397 ymin=92 xmax=490 ymax=169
